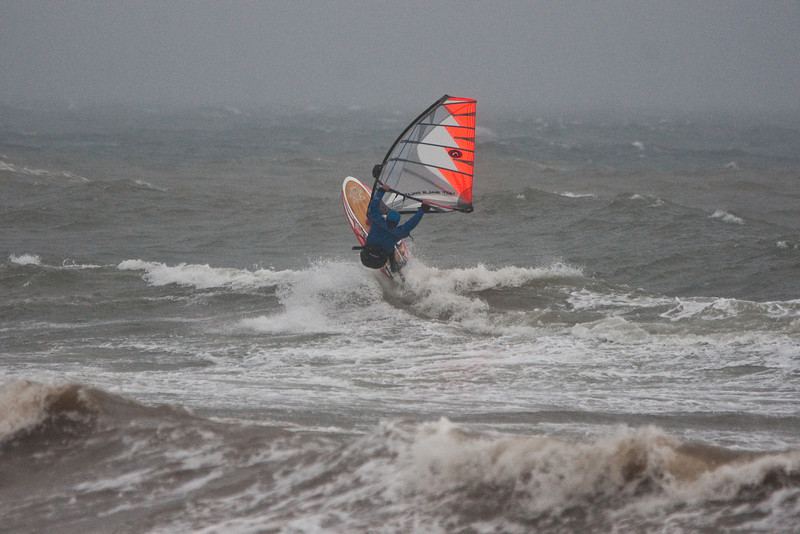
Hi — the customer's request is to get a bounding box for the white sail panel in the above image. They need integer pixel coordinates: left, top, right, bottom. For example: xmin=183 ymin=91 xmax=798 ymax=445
xmin=376 ymin=95 xmax=477 ymax=213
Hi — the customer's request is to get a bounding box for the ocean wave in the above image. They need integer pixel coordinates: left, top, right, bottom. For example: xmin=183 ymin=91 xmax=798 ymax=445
xmin=568 ymin=288 xmax=672 ymax=312
xmin=555 ymin=191 xmax=596 ymax=198
xmin=404 ymin=262 xmax=583 ymax=294
xmin=570 ymin=316 xmax=651 ymax=343
xmin=399 ymin=261 xmax=583 ymax=322
xmin=118 ymin=259 xmax=297 ymax=290
xmin=661 ymin=297 xmax=800 ymax=322
xmin=0 ymin=160 xmax=90 ymax=182
xmin=0 ymin=381 xmax=99 ymax=442
xmin=0 ymin=380 xmax=201 ymax=446
xmin=380 ymin=419 xmax=800 ymax=530
xmin=132 ymin=179 xmax=168 ymax=192
xmin=228 ymin=260 xmax=380 ymax=335
xmin=8 ymin=253 xmax=41 ymax=266
xmin=710 ymin=209 xmax=745 ymax=225
xmin=163 ymin=418 xmax=800 ymax=532
xmin=3 ymin=382 xmax=799 ymax=533
xmin=6 ymin=254 xmax=104 ymax=270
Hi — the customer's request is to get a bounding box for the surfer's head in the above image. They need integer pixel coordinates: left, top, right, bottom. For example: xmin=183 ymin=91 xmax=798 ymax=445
xmin=386 ymin=210 xmax=401 ymax=227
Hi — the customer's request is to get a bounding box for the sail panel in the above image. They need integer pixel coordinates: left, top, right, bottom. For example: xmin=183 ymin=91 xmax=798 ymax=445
xmin=378 ymin=95 xmax=476 ymax=213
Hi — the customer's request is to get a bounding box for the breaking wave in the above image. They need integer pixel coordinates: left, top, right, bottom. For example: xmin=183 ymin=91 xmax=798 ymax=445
xmin=8 ymin=253 xmax=41 ymax=266
xmin=118 ymin=259 xmax=297 ymax=290
xmin=0 ymin=159 xmax=90 ymax=182
xmin=6 ymin=254 xmax=103 ymax=270
xmin=710 ymin=209 xmax=745 ymax=225
xmin=556 ymin=191 xmax=596 ymax=198
xmin=397 ymin=260 xmax=583 ymax=324
xmin=4 ymin=381 xmax=798 ymax=533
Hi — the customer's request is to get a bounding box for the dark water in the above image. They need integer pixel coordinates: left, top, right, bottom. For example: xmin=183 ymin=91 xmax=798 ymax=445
xmin=1 ymin=104 xmax=799 ymax=532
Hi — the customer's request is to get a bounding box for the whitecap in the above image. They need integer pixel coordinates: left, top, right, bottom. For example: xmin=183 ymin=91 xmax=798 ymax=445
xmin=557 ymin=191 xmax=596 ymax=198
xmin=399 ymin=260 xmax=582 ymax=323
xmin=133 ymin=179 xmax=168 ymax=192
xmin=0 ymin=160 xmax=89 ymax=182
xmin=235 ymin=309 xmax=341 ymax=335
xmin=710 ymin=209 xmax=745 ymax=225
xmin=117 ymin=259 xmax=295 ymax=290
xmin=570 ymin=316 xmax=650 ymax=343
xmin=9 ymin=253 xmax=41 ymax=266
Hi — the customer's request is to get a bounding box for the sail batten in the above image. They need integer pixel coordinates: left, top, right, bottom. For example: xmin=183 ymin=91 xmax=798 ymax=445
xmin=397 ymin=140 xmax=475 ymax=153
xmin=388 ymin=157 xmax=474 ymax=176
xmin=376 ymin=95 xmax=477 ymax=213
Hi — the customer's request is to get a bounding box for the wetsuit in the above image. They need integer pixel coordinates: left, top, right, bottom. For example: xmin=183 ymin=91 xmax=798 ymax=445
xmin=361 ymin=188 xmax=424 ymax=270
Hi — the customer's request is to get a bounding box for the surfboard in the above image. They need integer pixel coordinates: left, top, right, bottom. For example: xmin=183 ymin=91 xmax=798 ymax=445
xmin=341 ymin=176 xmax=409 ymax=278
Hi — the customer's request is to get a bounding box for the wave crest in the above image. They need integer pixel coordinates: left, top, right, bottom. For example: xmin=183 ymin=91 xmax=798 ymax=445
xmin=0 ymin=381 xmax=99 ymax=442
xmin=118 ymin=259 xmax=296 ymax=290
xmin=399 ymin=261 xmax=582 ymax=322
xmin=710 ymin=209 xmax=745 ymax=225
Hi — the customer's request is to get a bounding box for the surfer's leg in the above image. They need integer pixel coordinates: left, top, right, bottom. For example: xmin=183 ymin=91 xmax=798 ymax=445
xmin=389 ymin=253 xmax=399 ymax=273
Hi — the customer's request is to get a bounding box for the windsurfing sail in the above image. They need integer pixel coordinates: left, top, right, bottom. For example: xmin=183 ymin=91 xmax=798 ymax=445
xmin=374 ymin=95 xmax=476 ymax=213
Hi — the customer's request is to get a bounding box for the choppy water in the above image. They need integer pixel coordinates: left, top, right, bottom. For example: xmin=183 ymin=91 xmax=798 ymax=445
xmin=2 ymin=104 xmax=800 ymax=533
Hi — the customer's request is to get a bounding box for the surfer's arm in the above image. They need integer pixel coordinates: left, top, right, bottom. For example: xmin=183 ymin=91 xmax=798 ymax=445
xmin=397 ymin=207 xmax=424 ymax=236
xmin=367 ymin=188 xmax=386 ymax=222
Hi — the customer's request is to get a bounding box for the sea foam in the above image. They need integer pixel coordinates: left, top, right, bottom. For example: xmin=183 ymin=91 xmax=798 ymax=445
xmin=710 ymin=209 xmax=745 ymax=225
xmin=9 ymin=253 xmax=41 ymax=266
xmin=118 ymin=259 xmax=295 ymax=290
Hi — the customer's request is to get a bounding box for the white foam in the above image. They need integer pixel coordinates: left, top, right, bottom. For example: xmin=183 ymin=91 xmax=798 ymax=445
xmin=661 ymin=297 xmax=800 ymax=322
xmin=568 ymin=289 xmax=671 ymax=312
xmin=0 ymin=160 xmax=89 ymax=182
xmin=388 ymin=420 xmax=678 ymax=516
xmin=118 ymin=259 xmax=295 ymax=290
xmin=389 ymin=419 xmax=800 ymax=522
xmin=710 ymin=209 xmax=745 ymax=225
xmin=230 ymin=260 xmax=381 ymax=335
xmin=571 ymin=316 xmax=651 ymax=343
xmin=400 ymin=261 xmax=582 ymax=322
xmin=9 ymin=253 xmax=41 ymax=266
xmin=8 ymin=254 xmax=105 ymax=270
xmin=403 ymin=261 xmax=582 ymax=294
xmin=632 ymin=141 xmax=645 ymax=151
xmin=0 ymin=381 xmax=92 ymax=441
xmin=236 ymin=308 xmax=340 ymax=335
xmin=556 ymin=191 xmax=596 ymax=198
xmin=0 ymin=381 xmax=48 ymax=439
xmin=73 ymin=468 xmax=154 ymax=492
xmin=133 ymin=179 xmax=168 ymax=192
xmin=60 ymin=258 xmax=104 ymax=270
xmin=627 ymin=194 xmax=663 ymax=207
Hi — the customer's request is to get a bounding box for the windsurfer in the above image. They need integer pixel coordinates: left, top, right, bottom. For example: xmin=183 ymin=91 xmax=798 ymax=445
xmin=360 ymin=186 xmax=427 ymax=271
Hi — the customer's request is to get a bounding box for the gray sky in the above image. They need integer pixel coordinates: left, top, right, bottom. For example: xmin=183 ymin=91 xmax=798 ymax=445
xmin=2 ymin=1 xmax=799 ymax=114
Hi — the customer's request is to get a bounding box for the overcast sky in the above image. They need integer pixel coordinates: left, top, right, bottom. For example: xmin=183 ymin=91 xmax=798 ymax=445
xmin=1 ymin=1 xmax=798 ymax=114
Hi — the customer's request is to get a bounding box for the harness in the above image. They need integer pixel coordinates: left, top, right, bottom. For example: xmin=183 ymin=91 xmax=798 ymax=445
xmin=353 ymin=245 xmax=388 ymax=269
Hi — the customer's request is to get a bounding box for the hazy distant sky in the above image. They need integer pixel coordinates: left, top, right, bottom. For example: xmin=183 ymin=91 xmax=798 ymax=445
xmin=1 ymin=1 xmax=799 ymax=114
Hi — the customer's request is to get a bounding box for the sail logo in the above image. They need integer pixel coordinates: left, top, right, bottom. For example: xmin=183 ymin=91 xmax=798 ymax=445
xmin=448 ymin=149 xmax=463 ymax=158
